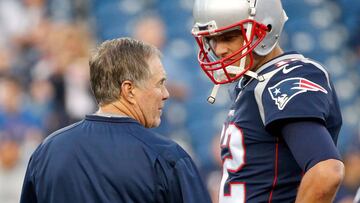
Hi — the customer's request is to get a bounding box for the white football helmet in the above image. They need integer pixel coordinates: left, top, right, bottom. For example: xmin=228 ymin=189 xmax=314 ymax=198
xmin=192 ymin=0 xmax=288 ymax=84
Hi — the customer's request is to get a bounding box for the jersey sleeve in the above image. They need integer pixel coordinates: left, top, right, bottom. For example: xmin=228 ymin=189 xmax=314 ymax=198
xmin=173 ymin=157 xmax=211 ymax=203
xmin=281 ymin=121 xmax=341 ymax=171
xmin=261 ymin=61 xmax=333 ymax=128
xmin=154 ymin=148 xmax=211 ymax=203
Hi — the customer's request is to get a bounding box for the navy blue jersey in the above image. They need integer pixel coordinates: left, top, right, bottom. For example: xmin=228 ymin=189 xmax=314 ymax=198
xmin=219 ymin=52 xmax=342 ymax=203
xmin=20 ymin=115 xmax=211 ymax=203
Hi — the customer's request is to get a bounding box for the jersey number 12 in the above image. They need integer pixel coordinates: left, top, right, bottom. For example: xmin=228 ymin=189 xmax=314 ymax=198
xmin=219 ymin=123 xmax=246 ymax=203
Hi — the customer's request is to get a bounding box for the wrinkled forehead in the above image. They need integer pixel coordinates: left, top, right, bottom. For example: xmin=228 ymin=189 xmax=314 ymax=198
xmin=148 ymin=56 xmax=166 ymax=77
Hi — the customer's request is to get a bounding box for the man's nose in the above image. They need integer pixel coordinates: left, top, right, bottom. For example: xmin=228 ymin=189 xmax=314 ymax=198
xmin=162 ymin=86 xmax=170 ymax=100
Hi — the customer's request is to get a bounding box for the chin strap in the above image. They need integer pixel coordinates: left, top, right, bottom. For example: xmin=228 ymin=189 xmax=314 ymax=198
xmin=207 ymin=84 xmax=220 ymax=104
xmin=243 ymin=68 xmax=265 ymax=82
xmin=207 ymin=65 xmax=265 ymax=104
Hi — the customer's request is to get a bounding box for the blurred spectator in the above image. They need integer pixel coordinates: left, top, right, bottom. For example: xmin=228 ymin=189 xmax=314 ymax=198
xmin=0 ymin=76 xmax=43 ymax=203
xmin=0 ymin=0 xmax=44 ymax=74
xmin=0 ymin=136 xmax=41 ymax=203
xmin=0 ymin=76 xmax=42 ymax=141
xmin=0 ymin=140 xmax=22 ymax=203
xmin=0 ymin=0 xmax=41 ymax=48
xmin=24 ymin=78 xmax=55 ymax=132
xmin=0 ymin=48 xmax=11 ymax=74
xmin=60 ymin=23 xmax=96 ymax=121
xmin=0 ymin=140 xmax=20 ymax=171
xmin=31 ymin=22 xmax=96 ymax=127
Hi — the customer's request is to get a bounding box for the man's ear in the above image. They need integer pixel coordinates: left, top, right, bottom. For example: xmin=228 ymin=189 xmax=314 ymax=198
xmin=120 ymin=80 xmax=136 ymax=104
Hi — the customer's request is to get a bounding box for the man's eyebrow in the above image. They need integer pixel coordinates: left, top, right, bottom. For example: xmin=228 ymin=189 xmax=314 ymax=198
xmin=158 ymin=76 xmax=167 ymax=84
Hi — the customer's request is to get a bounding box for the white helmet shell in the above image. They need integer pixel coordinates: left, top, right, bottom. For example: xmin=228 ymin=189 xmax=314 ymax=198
xmin=193 ymin=0 xmax=288 ymax=56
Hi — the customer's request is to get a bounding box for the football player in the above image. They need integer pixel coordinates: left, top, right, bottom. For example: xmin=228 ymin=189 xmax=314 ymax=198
xmin=191 ymin=0 xmax=344 ymax=202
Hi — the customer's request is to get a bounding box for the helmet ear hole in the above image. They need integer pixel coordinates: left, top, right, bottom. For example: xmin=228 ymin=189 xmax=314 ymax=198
xmin=267 ymin=24 xmax=272 ymax=32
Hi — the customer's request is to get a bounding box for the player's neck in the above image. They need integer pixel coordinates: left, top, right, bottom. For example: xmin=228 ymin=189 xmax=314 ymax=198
xmin=97 ymin=101 xmax=132 ymax=117
xmin=98 ymin=100 xmax=147 ymax=126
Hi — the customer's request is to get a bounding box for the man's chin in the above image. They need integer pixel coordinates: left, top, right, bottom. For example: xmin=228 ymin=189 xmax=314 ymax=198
xmin=147 ymin=119 xmax=161 ymax=128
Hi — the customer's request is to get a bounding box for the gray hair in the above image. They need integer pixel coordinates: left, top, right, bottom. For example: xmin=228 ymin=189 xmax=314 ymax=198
xmin=89 ymin=37 xmax=161 ymax=105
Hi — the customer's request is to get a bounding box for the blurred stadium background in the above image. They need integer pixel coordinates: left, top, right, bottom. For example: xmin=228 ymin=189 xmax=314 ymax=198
xmin=0 ymin=0 xmax=359 ymax=202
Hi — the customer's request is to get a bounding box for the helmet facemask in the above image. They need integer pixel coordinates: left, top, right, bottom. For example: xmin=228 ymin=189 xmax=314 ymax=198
xmin=193 ymin=19 xmax=268 ymax=84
